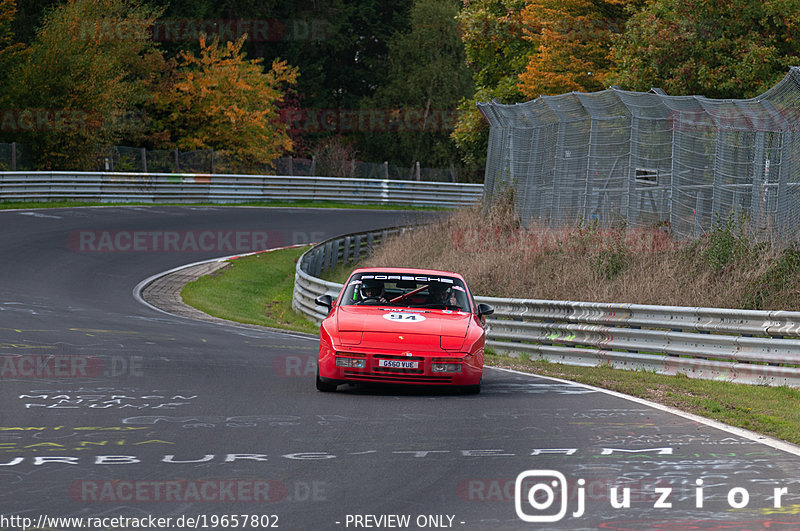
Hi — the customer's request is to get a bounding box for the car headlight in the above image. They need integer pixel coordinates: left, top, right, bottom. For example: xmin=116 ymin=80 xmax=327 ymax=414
xmin=431 ymin=362 xmax=462 ymax=373
xmin=335 ymin=357 xmax=366 ymax=368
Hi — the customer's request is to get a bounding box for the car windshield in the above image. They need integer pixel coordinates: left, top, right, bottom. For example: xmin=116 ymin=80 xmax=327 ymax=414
xmin=340 ymin=273 xmax=471 ymax=311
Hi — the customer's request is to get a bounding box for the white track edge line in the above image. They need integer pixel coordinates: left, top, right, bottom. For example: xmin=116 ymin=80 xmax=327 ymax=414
xmin=132 ymin=256 xmax=800 ymax=458
xmin=487 ymin=365 xmax=800 ymax=458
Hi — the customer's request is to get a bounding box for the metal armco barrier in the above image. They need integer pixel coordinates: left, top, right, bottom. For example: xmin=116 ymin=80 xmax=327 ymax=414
xmin=480 ymin=297 xmax=800 ymax=386
xmin=293 ymin=229 xmax=800 ymax=387
xmin=0 ymin=172 xmax=483 ymax=207
xmin=292 ymin=227 xmax=416 ymax=323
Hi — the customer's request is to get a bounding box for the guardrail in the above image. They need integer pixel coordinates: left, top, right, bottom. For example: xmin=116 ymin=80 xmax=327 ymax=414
xmin=480 ymin=297 xmax=800 ymax=386
xmin=293 ymin=226 xmax=417 ymax=322
xmin=0 ymin=172 xmax=483 ymax=207
xmin=293 ymin=229 xmax=800 ymax=387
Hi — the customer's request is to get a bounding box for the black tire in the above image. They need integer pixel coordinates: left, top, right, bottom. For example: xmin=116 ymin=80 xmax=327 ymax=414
xmin=316 ymin=370 xmax=338 ymax=392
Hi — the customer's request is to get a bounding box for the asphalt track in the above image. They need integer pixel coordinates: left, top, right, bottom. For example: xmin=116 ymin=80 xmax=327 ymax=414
xmin=1 ymin=206 xmax=800 ymax=531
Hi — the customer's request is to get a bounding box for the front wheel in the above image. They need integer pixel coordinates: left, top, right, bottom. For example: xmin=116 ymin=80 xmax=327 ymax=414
xmin=316 ymin=369 xmax=338 ymax=392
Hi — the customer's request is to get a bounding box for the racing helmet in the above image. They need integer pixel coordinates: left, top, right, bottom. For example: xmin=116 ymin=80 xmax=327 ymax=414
xmin=360 ymin=279 xmax=383 ymax=298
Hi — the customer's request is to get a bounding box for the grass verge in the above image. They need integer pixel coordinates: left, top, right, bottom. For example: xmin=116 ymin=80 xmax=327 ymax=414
xmin=180 ymin=242 xmax=800 ymax=447
xmin=180 ymin=246 xmax=319 ymax=335
xmin=486 ymin=351 xmax=800 ymax=446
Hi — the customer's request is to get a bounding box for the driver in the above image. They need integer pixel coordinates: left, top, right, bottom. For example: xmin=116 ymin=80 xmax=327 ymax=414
xmin=359 ymin=279 xmax=388 ymax=304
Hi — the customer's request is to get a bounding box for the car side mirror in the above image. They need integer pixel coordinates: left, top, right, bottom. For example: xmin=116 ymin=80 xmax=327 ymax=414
xmin=477 ymin=303 xmax=494 ymax=317
xmin=315 ymin=294 xmax=334 ymax=311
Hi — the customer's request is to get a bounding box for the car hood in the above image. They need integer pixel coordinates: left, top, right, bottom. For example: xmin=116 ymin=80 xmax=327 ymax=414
xmin=336 ymin=306 xmax=470 ymax=339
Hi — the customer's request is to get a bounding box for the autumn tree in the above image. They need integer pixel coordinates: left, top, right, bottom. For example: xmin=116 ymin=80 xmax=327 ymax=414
xmin=517 ymin=0 xmax=634 ymax=98
xmin=0 ymin=0 xmax=25 ymax=104
xmin=152 ymin=35 xmax=298 ymax=168
xmin=453 ymin=0 xmax=531 ymax=168
xmin=8 ymin=0 xmax=165 ymax=169
xmin=9 ymin=0 xmax=60 ymax=44
xmin=610 ymin=0 xmax=800 ymax=98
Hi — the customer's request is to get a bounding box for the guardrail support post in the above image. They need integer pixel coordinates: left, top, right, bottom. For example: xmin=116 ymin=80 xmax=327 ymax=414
xmin=322 ymin=242 xmax=332 ymax=271
xmin=330 ymin=241 xmax=339 ymax=269
xmin=342 ymin=236 xmax=352 ymax=264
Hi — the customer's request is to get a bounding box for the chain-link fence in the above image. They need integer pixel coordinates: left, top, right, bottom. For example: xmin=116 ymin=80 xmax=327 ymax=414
xmin=0 ymin=143 xmax=460 ymax=182
xmin=479 ymin=67 xmax=800 ymax=241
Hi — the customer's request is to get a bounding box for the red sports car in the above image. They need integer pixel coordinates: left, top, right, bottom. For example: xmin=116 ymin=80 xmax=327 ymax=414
xmin=314 ymin=267 xmax=494 ymax=394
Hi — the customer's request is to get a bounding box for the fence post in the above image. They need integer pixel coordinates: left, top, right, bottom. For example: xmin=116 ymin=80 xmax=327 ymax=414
xmin=415 ymin=161 xmax=420 ymax=181
xmin=141 ymin=147 xmax=147 ymax=173
xmin=383 ymin=161 xmax=389 ymax=180
xmin=174 ymin=148 xmax=179 ymax=172
xmin=209 ymin=148 xmax=214 ymax=174
xmin=11 ymin=142 xmax=16 ymax=171
xmin=311 ymin=155 xmax=317 ymax=176
xmin=749 ymin=131 xmax=767 ymax=235
xmin=777 ymin=131 xmax=793 ymax=240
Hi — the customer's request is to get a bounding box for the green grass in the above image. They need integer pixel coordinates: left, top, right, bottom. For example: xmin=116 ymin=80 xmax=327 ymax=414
xmin=180 ymin=246 xmax=800 ymax=446
xmin=0 ymin=199 xmax=447 ymax=211
xmin=180 ymin=246 xmax=320 ymax=335
xmin=486 ymin=351 xmax=800 ymax=446
xmin=318 ymin=260 xmax=358 ymax=284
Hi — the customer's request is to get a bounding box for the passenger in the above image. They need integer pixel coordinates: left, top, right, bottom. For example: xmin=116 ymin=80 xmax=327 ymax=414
xmin=426 ymin=283 xmax=460 ymax=308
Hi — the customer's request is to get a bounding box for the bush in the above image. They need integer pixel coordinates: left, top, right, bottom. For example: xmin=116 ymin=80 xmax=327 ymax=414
xmin=358 ymin=198 xmax=799 ymax=311
xmin=702 ymin=212 xmax=754 ymax=271
xmin=741 ymin=246 xmax=800 ymax=310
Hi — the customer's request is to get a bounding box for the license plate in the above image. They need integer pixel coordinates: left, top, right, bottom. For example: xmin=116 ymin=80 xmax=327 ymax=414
xmin=377 ymin=359 xmax=419 ymax=369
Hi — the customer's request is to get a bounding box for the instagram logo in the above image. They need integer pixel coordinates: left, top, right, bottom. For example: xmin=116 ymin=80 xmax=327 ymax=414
xmin=513 ymin=468 xmax=795 ymax=522
xmin=514 ymin=470 xmax=572 ymax=523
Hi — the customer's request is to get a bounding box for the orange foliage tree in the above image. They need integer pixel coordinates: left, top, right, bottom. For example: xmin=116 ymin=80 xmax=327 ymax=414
xmin=453 ymin=0 xmax=530 ymax=168
xmin=153 ymin=35 xmax=298 ymax=169
xmin=0 ymin=0 xmax=23 ymax=68
xmin=517 ymin=0 xmax=635 ymax=98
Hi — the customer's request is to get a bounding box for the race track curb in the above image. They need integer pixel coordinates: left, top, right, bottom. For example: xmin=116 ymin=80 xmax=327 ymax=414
xmin=134 ymin=247 xmax=317 ymax=339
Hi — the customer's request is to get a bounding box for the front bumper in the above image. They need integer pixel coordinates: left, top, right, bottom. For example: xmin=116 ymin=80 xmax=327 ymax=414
xmin=318 ymin=346 xmax=482 ymax=386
